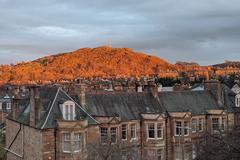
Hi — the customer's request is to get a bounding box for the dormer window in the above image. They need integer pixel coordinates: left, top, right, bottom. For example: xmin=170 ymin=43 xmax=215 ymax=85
xmin=235 ymin=94 xmax=240 ymax=107
xmin=62 ymin=101 xmax=76 ymax=120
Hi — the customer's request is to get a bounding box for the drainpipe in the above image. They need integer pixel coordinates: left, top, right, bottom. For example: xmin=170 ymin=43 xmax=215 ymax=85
xmin=165 ymin=118 xmax=168 ymax=160
xmin=54 ymin=128 xmax=57 ymax=160
xmin=140 ymin=120 xmax=143 ymax=160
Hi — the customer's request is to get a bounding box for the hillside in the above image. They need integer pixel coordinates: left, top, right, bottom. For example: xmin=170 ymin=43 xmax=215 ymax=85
xmin=0 ymin=46 xmax=177 ymax=85
xmin=213 ymin=61 xmax=240 ymax=69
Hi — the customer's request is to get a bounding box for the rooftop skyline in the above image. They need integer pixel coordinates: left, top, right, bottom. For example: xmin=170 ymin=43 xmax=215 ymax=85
xmin=0 ymin=0 xmax=240 ymax=65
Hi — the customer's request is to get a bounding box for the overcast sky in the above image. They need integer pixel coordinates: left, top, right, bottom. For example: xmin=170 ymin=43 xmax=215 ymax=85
xmin=0 ymin=0 xmax=240 ymax=65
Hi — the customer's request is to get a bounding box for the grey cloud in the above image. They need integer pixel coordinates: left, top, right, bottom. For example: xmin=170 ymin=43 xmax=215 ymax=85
xmin=0 ymin=0 xmax=240 ymax=65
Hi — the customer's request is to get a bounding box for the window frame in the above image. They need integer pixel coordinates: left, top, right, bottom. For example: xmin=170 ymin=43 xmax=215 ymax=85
xmin=156 ymin=123 xmax=163 ymax=139
xmin=212 ymin=118 xmax=219 ymax=131
xmin=147 ymin=122 xmax=164 ymax=140
xmin=62 ymin=101 xmax=76 ymax=121
xmin=175 ymin=121 xmax=182 ymax=136
xmin=147 ymin=123 xmax=155 ymax=139
xmin=100 ymin=127 xmax=108 ymax=143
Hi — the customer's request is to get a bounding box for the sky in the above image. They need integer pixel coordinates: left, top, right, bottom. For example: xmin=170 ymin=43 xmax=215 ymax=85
xmin=0 ymin=0 xmax=240 ymax=65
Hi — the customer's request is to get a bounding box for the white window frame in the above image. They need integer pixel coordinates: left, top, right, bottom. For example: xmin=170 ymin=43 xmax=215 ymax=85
xmin=130 ymin=123 xmax=137 ymax=140
xmin=147 ymin=123 xmax=164 ymax=140
xmin=62 ymin=101 xmax=76 ymax=120
xmin=156 ymin=123 xmax=163 ymax=139
xmin=147 ymin=123 xmax=155 ymax=139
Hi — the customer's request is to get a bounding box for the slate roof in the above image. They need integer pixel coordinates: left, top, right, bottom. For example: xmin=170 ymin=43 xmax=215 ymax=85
xmin=8 ymin=87 xmax=97 ymax=129
xmin=85 ymin=92 xmax=163 ymax=121
xmin=221 ymin=84 xmax=240 ymax=113
xmin=156 ymin=91 xmax=222 ymax=115
xmin=84 ymin=90 xmax=226 ymax=119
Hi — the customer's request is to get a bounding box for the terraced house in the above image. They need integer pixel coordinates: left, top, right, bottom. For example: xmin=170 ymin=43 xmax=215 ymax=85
xmin=5 ymin=80 xmax=240 ymax=160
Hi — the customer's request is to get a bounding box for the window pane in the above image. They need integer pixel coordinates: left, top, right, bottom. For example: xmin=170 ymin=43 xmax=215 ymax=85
xmin=212 ymin=118 xmax=219 ymax=130
xmin=74 ymin=133 xmax=81 ymax=152
xmin=63 ymin=133 xmax=71 ymax=152
xmin=148 ymin=123 xmax=155 ymax=138
xmin=157 ymin=123 xmax=163 ymax=138
xmin=111 ymin=128 xmax=117 ymax=143
xmin=176 ymin=121 xmax=182 ymax=136
xmin=198 ymin=118 xmax=203 ymax=131
xmin=222 ymin=118 xmax=226 ymax=130
xmin=192 ymin=119 xmax=197 ymax=132
xmin=100 ymin=127 xmax=108 ymax=143
xmin=130 ymin=124 xmax=136 ymax=139
xmin=184 ymin=122 xmax=188 ymax=135
xmin=121 ymin=124 xmax=127 ymax=140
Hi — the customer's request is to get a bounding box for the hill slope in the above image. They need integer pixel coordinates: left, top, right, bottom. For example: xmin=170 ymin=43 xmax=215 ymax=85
xmin=0 ymin=46 xmax=176 ymax=84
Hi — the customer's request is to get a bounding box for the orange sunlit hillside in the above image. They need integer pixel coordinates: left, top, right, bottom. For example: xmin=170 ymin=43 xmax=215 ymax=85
xmin=0 ymin=46 xmax=178 ymax=85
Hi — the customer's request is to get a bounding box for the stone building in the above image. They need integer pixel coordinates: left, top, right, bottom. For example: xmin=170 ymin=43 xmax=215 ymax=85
xmin=5 ymin=80 xmax=240 ymax=160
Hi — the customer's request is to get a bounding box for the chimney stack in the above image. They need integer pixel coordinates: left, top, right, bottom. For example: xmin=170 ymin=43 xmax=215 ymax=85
xmin=12 ymin=87 xmax=21 ymax=120
xmin=204 ymin=80 xmax=222 ymax=106
xmin=29 ymin=86 xmax=41 ymax=127
xmin=75 ymin=83 xmax=86 ymax=107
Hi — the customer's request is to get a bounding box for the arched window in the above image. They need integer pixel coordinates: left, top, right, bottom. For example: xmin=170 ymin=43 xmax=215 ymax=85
xmin=235 ymin=94 xmax=240 ymax=107
xmin=62 ymin=101 xmax=76 ymax=120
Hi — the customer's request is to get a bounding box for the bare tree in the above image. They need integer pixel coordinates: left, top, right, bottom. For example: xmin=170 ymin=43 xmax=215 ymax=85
xmin=87 ymin=140 xmax=140 ymax=160
xmin=195 ymin=127 xmax=240 ymax=160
